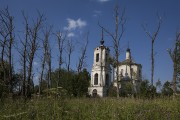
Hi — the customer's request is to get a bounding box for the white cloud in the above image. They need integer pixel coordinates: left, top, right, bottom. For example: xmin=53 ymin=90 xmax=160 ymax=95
xmin=67 ymin=32 xmax=75 ymax=37
xmin=97 ymin=0 xmax=110 ymax=2
xmin=33 ymin=61 xmax=38 ymax=66
xmin=33 ymin=74 xmax=40 ymax=85
xmin=64 ymin=18 xmax=87 ymax=31
xmin=93 ymin=10 xmax=102 ymax=17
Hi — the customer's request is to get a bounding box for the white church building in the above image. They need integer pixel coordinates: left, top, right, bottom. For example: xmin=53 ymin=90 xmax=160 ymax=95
xmin=88 ymin=33 xmax=142 ymax=97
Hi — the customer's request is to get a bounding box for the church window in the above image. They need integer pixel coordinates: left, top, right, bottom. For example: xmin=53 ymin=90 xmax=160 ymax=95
xmin=131 ymin=68 xmax=134 ymax=74
xmin=105 ymin=74 xmax=109 ymax=86
xmin=105 ymin=53 xmax=108 ymax=62
xmin=92 ymin=89 xmax=97 ymax=97
xmin=139 ymin=69 xmax=141 ymax=77
xmin=121 ymin=69 xmax=124 ymax=75
xmin=94 ymin=73 xmax=98 ymax=85
xmin=131 ymin=68 xmax=133 ymax=72
xmin=96 ymin=53 xmax=99 ymax=62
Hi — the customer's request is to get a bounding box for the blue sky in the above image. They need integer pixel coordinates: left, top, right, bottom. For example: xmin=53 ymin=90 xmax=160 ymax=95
xmin=1 ymin=0 xmax=180 ymax=85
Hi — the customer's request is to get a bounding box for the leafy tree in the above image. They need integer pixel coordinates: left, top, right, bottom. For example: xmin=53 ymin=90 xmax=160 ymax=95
xmin=0 ymin=60 xmax=22 ymax=99
xmin=72 ymin=69 xmax=90 ymax=97
xmin=107 ymin=85 xmax=117 ymax=97
xmin=162 ymin=81 xmax=173 ymax=97
xmin=137 ymin=80 xmax=156 ymax=99
xmin=50 ymin=68 xmax=90 ymax=97
xmin=0 ymin=60 xmax=12 ymax=97
xmin=138 ymin=80 xmax=150 ymax=98
xmin=120 ymin=82 xmax=133 ymax=97
xmin=156 ymin=79 xmax=162 ymax=93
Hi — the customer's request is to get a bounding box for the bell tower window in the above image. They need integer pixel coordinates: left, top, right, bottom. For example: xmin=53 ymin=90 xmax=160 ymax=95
xmin=94 ymin=73 xmax=98 ymax=85
xmin=96 ymin=53 xmax=99 ymax=62
xmin=105 ymin=74 xmax=109 ymax=86
xmin=105 ymin=53 xmax=108 ymax=62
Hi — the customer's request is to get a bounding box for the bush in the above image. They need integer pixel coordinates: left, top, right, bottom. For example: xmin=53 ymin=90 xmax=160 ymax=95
xmin=42 ymin=87 xmax=68 ymax=99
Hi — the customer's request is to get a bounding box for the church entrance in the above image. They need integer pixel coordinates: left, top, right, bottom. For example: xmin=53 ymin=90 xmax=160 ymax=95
xmin=92 ymin=89 xmax=97 ymax=97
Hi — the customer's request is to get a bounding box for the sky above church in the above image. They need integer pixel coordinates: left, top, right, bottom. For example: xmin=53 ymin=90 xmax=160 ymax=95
xmin=1 ymin=0 xmax=180 ymax=85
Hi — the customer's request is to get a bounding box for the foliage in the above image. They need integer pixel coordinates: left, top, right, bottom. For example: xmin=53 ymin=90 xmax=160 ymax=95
xmin=0 ymin=60 xmax=20 ymax=98
xmin=120 ymin=82 xmax=134 ymax=97
xmin=177 ymin=38 xmax=180 ymax=88
xmin=71 ymin=69 xmax=90 ymax=97
xmin=162 ymin=81 xmax=173 ymax=96
xmin=107 ymin=85 xmax=117 ymax=97
xmin=50 ymin=68 xmax=90 ymax=97
xmin=42 ymin=87 xmax=68 ymax=98
xmin=137 ymin=80 xmax=156 ymax=99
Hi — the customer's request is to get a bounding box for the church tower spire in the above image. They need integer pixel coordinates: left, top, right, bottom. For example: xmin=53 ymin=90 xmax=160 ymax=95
xmin=88 ymin=29 xmax=111 ymax=97
xmin=100 ymin=28 xmax=104 ymax=46
xmin=126 ymin=42 xmax=131 ymax=60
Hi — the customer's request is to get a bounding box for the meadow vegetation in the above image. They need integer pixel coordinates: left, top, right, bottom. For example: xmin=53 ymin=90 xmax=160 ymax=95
xmin=0 ymin=97 xmax=180 ymax=120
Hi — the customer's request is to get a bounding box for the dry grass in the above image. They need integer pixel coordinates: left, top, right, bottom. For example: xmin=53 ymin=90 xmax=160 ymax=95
xmin=0 ymin=97 xmax=179 ymax=120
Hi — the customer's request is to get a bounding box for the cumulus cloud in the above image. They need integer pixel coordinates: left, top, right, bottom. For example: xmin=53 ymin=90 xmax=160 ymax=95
xmin=97 ymin=0 xmax=110 ymax=2
xmin=64 ymin=18 xmax=87 ymax=31
xmin=67 ymin=32 xmax=75 ymax=37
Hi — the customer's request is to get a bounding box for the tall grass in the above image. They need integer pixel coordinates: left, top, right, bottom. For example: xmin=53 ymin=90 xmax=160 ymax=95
xmin=0 ymin=97 xmax=179 ymax=120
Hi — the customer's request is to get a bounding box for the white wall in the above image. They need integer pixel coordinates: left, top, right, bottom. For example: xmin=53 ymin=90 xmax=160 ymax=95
xmin=114 ymin=64 xmax=142 ymax=81
xmin=88 ymin=45 xmax=111 ymax=97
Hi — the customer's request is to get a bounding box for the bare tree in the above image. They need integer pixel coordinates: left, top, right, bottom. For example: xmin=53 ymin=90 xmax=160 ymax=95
xmin=39 ymin=44 xmax=45 ymax=94
xmin=0 ymin=7 xmax=15 ymax=93
xmin=18 ymin=12 xmax=29 ymax=97
xmin=0 ymin=12 xmax=8 ymax=88
xmin=55 ymin=31 xmax=66 ymax=87
xmin=26 ymin=13 xmax=44 ymax=98
xmin=142 ymin=15 xmax=162 ymax=86
xmin=99 ymin=5 xmax=126 ymax=98
xmin=66 ymin=39 xmax=74 ymax=72
xmin=77 ymin=32 xmax=89 ymax=73
xmin=45 ymin=29 xmax=52 ymax=89
xmin=39 ymin=27 xmax=52 ymax=93
xmin=167 ymin=32 xmax=180 ymax=94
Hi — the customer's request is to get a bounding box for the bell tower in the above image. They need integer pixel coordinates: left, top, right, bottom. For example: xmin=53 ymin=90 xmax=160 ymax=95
xmin=88 ymin=29 xmax=111 ymax=97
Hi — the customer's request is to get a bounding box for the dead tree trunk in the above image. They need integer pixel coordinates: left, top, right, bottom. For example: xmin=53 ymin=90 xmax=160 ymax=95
xmin=77 ymin=33 xmax=89 ymax=73
xmin=26 ymin=13 xmax=43 ymax=98
xmin=8 ymin=15 xmax=14 ymax=93
xmin=66 ymin=39 xmax=74 ymax=72
xmin=167 ymin=32 xmax=180 ymax=94
xmin=39 ymin=50 xmax=45 ymax=94
xmin=142 ymin=15 xmax=162 ymax=86
xmin=0 ymin=7 xmax=15 ymax=94
xmin=18 ymin=12 xmax=29 ymax=97
xmin=99 ymin=5 xmax=126 ymax=98
xmin=47 ymin=49 xmax=51 ymax=89
xmin=55 ymin=31 xmax=65 ymax=87
xmin=39 ymin=29 xmax=49 ymax=94
xmin=0 ymin=25 xmax=8 ymax=89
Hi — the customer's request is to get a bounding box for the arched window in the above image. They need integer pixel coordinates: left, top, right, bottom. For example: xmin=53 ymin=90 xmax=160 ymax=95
xmin=92 ymin=89 xmax=97 ymax=97
xmin=105 ymin=74 xmax=109 ymax=86
xmin=96 ymin=53 xmax=99 ymax=62
xmin=105 ymin=53 xmax=108 ymax=62
xmin=94 ymin=73 xmax=98 ymax=85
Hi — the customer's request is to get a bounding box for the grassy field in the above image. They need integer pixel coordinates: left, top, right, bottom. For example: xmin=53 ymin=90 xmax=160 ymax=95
xmin=0 ymin=97 xmax=180 ymax=120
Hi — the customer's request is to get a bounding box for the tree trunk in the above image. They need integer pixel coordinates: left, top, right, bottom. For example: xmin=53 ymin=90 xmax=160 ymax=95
xmin=151 ymin=41 xmax=154 ymax=86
